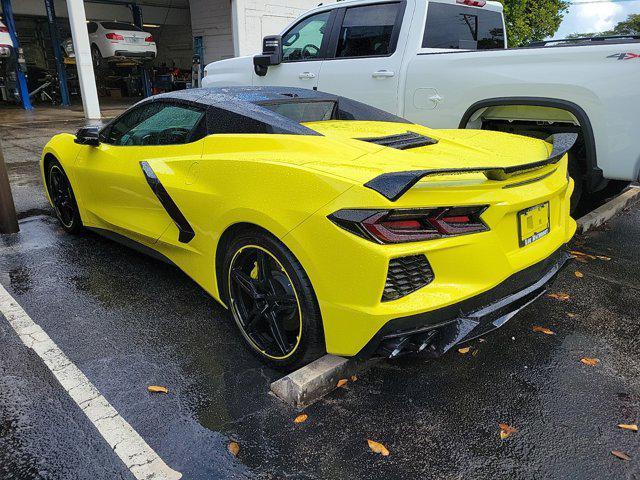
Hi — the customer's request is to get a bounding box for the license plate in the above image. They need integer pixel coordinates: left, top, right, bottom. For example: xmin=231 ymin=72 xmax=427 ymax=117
xmin=518 ymin=202 xmax=550 ymax=247
xmin=126 ymin=37 xmax=142 ymax=44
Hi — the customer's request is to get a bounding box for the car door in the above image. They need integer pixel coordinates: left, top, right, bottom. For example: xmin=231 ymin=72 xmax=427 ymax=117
xmin=253 ymin=10 xmax=335 ymax=89
xmin=74 ymin=101 xmax=206 ymax=245
xmin=316 ymin=1 xmax=408 ymax=115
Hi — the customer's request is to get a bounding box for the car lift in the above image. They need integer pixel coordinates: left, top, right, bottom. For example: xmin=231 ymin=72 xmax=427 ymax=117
xmin=1 ymin=0 xmax=152 ymax=111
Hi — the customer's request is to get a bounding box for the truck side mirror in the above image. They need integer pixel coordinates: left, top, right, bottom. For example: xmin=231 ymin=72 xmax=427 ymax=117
xmin=74 ymin=127 xmax=101 ymax=146
xmin=253 ymin=35 xmax=282 ymax=77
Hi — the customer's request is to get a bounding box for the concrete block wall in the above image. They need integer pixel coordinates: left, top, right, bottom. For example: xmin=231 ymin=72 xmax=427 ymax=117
xmin=189 ymin=0 xmax=235 ymax=64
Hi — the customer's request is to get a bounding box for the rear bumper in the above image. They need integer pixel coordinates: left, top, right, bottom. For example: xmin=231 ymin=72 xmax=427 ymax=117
xmin=112 ymin=50 xmax=156 ymax=60
xmin=363 ymin=248 xmax=571 ymax=358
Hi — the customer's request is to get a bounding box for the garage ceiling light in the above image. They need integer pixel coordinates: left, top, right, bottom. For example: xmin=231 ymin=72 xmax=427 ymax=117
xmin=143 ymin=24 xmax=161 ymax=28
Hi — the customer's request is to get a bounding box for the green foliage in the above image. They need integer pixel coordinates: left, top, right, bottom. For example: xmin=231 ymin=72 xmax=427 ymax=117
xmin=497 ymin=0 xmax=570 ymax=46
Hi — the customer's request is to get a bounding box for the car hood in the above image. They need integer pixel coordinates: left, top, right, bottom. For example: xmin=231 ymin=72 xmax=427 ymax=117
xmin=300 ymin=120 xmax=553 ymax=184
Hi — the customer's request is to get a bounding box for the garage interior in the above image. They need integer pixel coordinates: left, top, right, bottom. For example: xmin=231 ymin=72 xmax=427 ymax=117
xmin=0 ymin=0 xmax=323 ymax=122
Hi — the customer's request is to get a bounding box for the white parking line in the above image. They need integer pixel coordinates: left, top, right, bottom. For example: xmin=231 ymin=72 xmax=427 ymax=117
xmin=0 ymin=283 xmax=182 ymax=480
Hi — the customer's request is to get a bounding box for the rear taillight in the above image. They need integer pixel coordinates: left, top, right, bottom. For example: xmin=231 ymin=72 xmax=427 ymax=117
xmin=105 ymin=33 xmax=124 ymax=40
xmin=329 ymin=206 xmax=489 ymax=244
xmin=145 ymin=35 xmax=154 ymax=43
xmin=0 ymin=26 xmax=8 ymax=33
xmin=457 ymin=0 xmax=486 ymax=6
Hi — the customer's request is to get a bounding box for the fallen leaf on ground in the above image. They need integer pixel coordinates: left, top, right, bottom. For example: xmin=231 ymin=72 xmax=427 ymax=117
xmin=458 ymin=347 xmax=471 ymax=354
xmin=147 ymin=385 xmax=168 ymax=394
xmin=367 ymin=439 xmax=390 ymax=456
xmin=567 ymin=313 xmax=578 ymax=318
xmin=548 ymin=293 xmax=570 ymax=301
xmin=580 ymin=357 xmax=600 ymax=366
xmin=336 ymin=378 xmax=348 ymax=388
xmin=472 ymin=349 xmax=479 ymax=357
xmin=228 ymin=441 xmax=240 ymax=457
xmin=499 ymin=423 xmax=518 ymax=439
xmin=575 ymin=271 xmax=584 ymax=278
xmin=617 ymin=424 xmax=638 ymax=432
xmin=351 ymin=375 xmax=358 ymax=382
xmin=532 ymin=326 xmax=555 ymax=335
xmin=294 ymin=414 xmax=308 ymax=424
xmin=611 ymin=450 xmax=631 ymax=461
xmin=569 ymin=250 xmax=597 ymax=260
xmin=596 ymin=255 xmax=611 ymax=261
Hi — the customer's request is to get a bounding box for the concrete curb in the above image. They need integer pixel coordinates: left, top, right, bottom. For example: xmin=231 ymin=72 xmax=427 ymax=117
xmin=270 ymin=355 xmax=371 ymax=409
xmin=576 ymin=186 xmax=640 ymax=234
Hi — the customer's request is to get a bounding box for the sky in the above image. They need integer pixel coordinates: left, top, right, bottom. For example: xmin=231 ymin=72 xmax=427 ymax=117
xmin=553 ymin=0 xmax=640 ymax=38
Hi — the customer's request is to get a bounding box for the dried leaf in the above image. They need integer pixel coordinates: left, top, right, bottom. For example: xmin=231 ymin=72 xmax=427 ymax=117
xmin=574 ymin=271 xmax=584 ymax=278
xmin=596 ymin=255 xmax=611 ymax=261
xmin=472 ymin=349 xmax=479 ymax=357
xmin=532 ymin=326 xmax=555 ymax=335
xmin=567 ymin=313 xmax=578 ymax=318
xmin=350 ymin=375 xmax=358 ymax=382
xmin=611 ymin=450 xmax=631 ymax=461
xmin=580 ymin=357 xmax=600 ymax=366
xmin=228 ymin=441 xmax=240 ymax=457
xmin=367 ymin=439 xmax=390 ymax=456
xmin=499 ymin=423 xmax=518 ymax=439
xmin=147 ymin=385 xmax=168 ymax=394
xmin=617 ymin=424 xmax=638 ymax=432
xmin=294 ymin=414 xmax=308 ymax=424
xmin=569 ymin=250 xmax=597 ymax=260
xmin=458 ymin=347 xmax=471 ymax=354
xmin=547 ymin=293 xmax=570 ymax=301
xmin=336 ymin=378 xmax=348 ymax=388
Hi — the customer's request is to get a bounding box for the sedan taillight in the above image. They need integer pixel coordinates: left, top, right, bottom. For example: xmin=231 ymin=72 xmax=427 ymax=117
xmin=0 ymin=26 xmax=8 ymax=33
xmin=145 ymin=35 xmax=154 ymax=43
xmin=105 ymin=33 xmax=124 ymax=40
xmin=329 ymin=206 xmax=489 ymax=244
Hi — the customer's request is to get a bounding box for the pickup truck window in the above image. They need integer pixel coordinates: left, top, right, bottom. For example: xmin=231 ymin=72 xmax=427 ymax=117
xmin=282 ymin=11 xmax=331 ymax=62
xmin=422 ymin=3 xmax=504 ymax=50
xmin=336 ymin=3 xmax=402 ymax=58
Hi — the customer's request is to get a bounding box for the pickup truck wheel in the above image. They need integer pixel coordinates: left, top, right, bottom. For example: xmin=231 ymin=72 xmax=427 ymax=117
xmin=568 ymin=153 xmax=583 ymax=215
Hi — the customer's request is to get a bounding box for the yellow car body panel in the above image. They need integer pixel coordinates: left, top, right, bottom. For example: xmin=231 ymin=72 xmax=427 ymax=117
xmin=41 ymin=107 xmax=575 ymax=358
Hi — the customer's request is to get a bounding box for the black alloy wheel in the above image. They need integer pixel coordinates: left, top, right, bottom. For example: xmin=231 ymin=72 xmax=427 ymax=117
xmin=223 ymin=230 xmax=324 ymax=370
xmin=48 ymin=161 xmax=82 ymax=233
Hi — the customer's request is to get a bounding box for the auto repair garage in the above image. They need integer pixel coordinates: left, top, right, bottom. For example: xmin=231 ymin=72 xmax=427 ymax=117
xmin=0 ymin=0 xmax=321 ymax=119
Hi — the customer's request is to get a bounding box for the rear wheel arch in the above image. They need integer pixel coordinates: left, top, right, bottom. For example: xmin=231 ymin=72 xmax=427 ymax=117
xmin=458 ymin=97 xmax=604 ymax=195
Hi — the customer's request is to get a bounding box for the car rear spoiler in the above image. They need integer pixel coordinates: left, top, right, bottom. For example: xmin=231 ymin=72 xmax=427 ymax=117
xmin=364 ymin=133 xmax=578 ymax=201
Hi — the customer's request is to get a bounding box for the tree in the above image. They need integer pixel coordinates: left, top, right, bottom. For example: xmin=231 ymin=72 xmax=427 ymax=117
xmin=497 ymin=0 xmax=570 ymax=46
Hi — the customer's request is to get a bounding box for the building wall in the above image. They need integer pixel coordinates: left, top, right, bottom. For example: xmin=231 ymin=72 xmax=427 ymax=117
xmin=189 ymin=0 xmax=234 ymax=65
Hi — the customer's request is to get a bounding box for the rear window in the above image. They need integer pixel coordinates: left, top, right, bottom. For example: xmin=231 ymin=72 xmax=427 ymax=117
xmin=100 ymin=22 xmax=143 ymax=32
xmin=422 ymin=3 xmax=505 ymax=50
xmin=261 ymin=101 xmax=336 ymax=123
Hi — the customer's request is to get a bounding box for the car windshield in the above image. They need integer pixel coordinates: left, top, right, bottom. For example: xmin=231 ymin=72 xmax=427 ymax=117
xmin=260 ymin=101 xmax=336 ymax=123
xmin=101 ymin=22 xmax=143 ymax=32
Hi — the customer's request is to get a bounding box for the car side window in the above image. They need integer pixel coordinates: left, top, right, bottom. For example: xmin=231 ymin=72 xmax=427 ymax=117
xmin=335 ymin=3 xmax=402 ymax=58
xmin=281 ymin=11 xmax=331 ymax=62
xmin=87 ymin=22 xmax=98 ymax=34
xmin=422 ymin=3 xmax=505 ymax=50
xmin=105 ymin=103 xmax=206 ymax=146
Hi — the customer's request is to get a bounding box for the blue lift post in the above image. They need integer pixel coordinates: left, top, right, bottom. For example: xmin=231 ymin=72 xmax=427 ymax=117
xmin=131 ymin=3 xmax=152 ymax=98
xmin=1 ymin=0 xmax=32 ymax=110
xmin=44 ymin=0 xmax=71 ymax=107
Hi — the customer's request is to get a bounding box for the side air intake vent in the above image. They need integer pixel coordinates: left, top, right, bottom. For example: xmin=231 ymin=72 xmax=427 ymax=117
xmin=382 ymin=255 xmax=435 ymax=302
xmin=357 ymin=131 xmax=438 ymax=150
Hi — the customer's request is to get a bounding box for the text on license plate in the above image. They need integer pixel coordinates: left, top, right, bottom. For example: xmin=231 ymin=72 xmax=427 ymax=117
xmin=518 ymin=202 xmax=550 ymax=247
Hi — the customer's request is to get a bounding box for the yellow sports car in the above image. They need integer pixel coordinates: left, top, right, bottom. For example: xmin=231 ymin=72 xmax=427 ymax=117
xmin=41 ymin=87 xmax=576 ymax=369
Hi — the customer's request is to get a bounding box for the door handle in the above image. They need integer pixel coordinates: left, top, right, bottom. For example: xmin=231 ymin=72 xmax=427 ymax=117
xmin=372 ymin=70 xmax=395 ymax=78
xmin=298 ymin=72 xmax=316 ymax=79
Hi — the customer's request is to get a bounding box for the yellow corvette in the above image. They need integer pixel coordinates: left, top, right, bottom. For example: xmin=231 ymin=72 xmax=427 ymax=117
xmin=41 ymin=87 xmax=576 ymax=369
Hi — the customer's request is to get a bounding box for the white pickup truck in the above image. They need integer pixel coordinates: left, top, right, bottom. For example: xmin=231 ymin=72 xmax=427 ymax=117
xmin=202 ymin=0 xmax=640 ymax=210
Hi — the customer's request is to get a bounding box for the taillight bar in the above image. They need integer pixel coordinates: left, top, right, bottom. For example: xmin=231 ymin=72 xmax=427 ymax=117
xmin=329 ymin=206 xmax=489 ymax=244
xmin=0 ymin=26 xmax=8 ymax=33
xmin=105 ymin=32 xmax=124 ymax=41
xmin=145 ymin=35 xmax=154 ymax=43
xmin=457 ymin=0 xmax=486 ymax=6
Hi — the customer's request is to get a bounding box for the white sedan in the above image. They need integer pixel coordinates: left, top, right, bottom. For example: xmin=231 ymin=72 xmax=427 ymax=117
xmin=0 ymin=20 xmax=14 ymax=58
xmin=87 ymin=21 xmax=156 ymax=66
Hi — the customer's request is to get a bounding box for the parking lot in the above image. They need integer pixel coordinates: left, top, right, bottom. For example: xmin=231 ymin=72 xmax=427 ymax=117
xmin=1 ymin=121 xmax=639 ymax=479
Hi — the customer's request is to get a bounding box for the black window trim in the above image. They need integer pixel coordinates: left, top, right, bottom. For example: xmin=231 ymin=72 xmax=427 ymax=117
xmin=324 ymin=0 xmax=407 ymax=61
xmin=100 ymin=99 xmax=208 ymax=147
xmin=280 ymin=8 xmax=338 ymax=64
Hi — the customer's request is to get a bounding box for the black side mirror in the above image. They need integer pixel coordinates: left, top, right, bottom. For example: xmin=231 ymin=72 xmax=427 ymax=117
xmin=253 ymin=35 xmax=282 ymax=77
xmin=74 ymin=126 xmax=101 ymax=146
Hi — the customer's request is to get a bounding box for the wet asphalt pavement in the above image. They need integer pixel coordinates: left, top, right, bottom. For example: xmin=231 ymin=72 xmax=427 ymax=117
xmin=1 ymin=123 xmax=639 ymax=479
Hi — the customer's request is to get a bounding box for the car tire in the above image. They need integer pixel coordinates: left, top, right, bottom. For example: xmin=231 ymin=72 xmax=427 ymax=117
xmin=568 ymin=152 xmax=584 ymax=216
xmin=91 ymin=45 xmax=103 ymax=70
xmin=46 ymin=159 xmax=83 ymax=234
xmin=223 ymin=228 xmax=325 ymax=370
